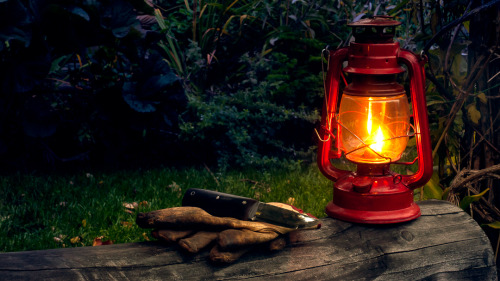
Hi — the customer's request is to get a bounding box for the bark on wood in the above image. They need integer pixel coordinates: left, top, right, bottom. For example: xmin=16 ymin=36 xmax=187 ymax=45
xmin=0 ymin=200 xmax=496 ymax=280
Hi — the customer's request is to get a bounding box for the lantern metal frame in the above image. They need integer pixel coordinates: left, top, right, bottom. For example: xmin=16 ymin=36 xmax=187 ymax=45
xmin=317 ymin=16 xmax=433 ymax=224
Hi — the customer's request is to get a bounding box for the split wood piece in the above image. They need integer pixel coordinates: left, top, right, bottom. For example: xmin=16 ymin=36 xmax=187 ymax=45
xmin=0 ymin=200 xmax=496 ymax=280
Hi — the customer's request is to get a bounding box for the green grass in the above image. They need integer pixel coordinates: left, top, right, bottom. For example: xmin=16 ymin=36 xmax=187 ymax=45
xmin=0 ymin=164 xmax=332 ymax=252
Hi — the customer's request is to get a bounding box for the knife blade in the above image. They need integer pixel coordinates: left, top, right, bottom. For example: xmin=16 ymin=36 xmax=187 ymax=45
xmin=182 ymin=188 xmax=319 ymax=229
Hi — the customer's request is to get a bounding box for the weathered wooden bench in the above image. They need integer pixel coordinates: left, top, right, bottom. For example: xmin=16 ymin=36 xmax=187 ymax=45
xmin=0 ymin=200 xmax=497 ymax=280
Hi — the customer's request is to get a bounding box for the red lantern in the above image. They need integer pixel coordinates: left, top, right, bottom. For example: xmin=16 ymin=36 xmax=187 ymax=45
xmin=317 ymin=16 xmax=433 ymax=224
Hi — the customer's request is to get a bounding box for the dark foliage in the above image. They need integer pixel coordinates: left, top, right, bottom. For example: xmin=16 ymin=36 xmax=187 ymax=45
xmin=0 ymin=0 xmax=342 ymax=170
xmin=0 ymin=0 xmax=186 ymax=170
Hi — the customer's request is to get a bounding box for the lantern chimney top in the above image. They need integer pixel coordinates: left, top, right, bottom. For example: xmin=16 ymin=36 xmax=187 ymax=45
xmin=348 ymin=16 xmax=401 ymax=43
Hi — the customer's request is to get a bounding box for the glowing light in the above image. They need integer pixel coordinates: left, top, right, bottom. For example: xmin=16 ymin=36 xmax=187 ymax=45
xmin=367 ymin=98 xmax=373 ymax=134
xmin=366 ymin=98 xmax=385 ymax=154
xmin=370 ymin=126 xmax=385 ymax=153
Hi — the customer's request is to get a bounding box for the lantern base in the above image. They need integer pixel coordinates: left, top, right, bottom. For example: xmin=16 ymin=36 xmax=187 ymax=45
xmin=325 ymin=174 xmax=421 ymax=224
xmin=326 ymin=201 xmax=420 ymax=224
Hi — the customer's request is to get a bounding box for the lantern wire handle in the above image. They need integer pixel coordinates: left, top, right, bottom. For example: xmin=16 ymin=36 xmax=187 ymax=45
xmin=336 ymin=118 xmax=392 ymax=162
xmin=315 ymin=48 xmax=333 ymax=142
xmin=337 ymin=116 xmax=418 ymax=163
xmin=314 ymin=127 xmax=330 ymax=142
xmin=340 ymin=70 xmax=348 ymax=88
xmin=315 ymin=48 xmax=348 ymax=143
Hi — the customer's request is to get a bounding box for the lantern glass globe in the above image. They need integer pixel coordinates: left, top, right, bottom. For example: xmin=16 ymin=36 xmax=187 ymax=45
xmin=338 ymin=93 xmax=410 ymax=164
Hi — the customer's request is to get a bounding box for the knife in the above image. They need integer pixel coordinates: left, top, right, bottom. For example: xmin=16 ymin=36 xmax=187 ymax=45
xmin=182 ymin=188 xmax=319 ymax=229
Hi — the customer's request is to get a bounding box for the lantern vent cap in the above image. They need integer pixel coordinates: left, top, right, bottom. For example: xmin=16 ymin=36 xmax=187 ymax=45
xmin=348 ymin=16 xmax=401 ymax=27
xmin=348 ymin=16 xmax=401 ymax=44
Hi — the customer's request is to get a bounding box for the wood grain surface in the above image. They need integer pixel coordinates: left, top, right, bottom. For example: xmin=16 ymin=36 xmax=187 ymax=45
xmin=0 ymin=200 xmax=497 ymax=280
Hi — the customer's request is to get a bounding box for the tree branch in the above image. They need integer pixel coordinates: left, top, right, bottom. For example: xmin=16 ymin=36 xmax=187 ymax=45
xmin=447 ymin=164 xmax=500 ymax=197
xmin=431 ymin=52 xmax=493 ymax=159
xmin=423 ymin=0 xmax=500 ymax=54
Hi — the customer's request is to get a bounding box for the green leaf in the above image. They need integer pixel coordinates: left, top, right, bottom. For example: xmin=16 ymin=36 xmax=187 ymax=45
xmin=0 ymin=0 xmax=32 ymax=49
xmin=406 ymin=137 xmax=416 ymax=147
xmin=140 ymin=73 xmax=179 ymax=96
xmin=459 ymin=188 xmax=489 ymax=210
xmin=463 ymin=21 xmax=470 ymax=33
xmin=466 ymin=103 xmax=481 ymax=125
xmin=123 ymin=93 xmax=157 ymax=113
xmin=451 ymin=53 xmax=466 ymax=80
xmin=68 ymin=6 xmax=89 ymax=21
xmin=49 ymin=55 xmax=71 ymax=74
xmin=387 ymin=0 xmax=410 ymax=16
xmin=154 ymin=9 xmax=167 ymax=31
xmin=426 ymin=100 xmax=447 ymax=106
xmin=99 ymin=0 xmax=141 ymax=38
xmin=441 ymin=187 xmax=450 ymax=200
xmin=482 ymin=221 xmax=500 ymax=229
xmin=477 ymin=92 xmax=487 ymax=104
xmin=122 ymin=83 xmax=158 ymax=113
xmin=430 ymin=12 xmax=439 ymax=35
xmin=423 ymin=172 xmax=443 ymax=200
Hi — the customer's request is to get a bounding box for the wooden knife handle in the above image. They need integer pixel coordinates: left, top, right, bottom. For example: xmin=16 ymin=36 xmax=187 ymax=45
xmin=182 ymin=188 xmax=260 ymax=220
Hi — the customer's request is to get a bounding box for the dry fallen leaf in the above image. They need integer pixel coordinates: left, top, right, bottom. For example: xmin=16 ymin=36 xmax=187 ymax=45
xmin=123 ymin=202 xmax=139 ymax=210
xmin=53 ymin=235 xmax=67 ymax=247
xmin=121 ymin=221 xmax=133 ymax=228
xmin=168 ymin=182 xmax=182 ymax=197
xmin=70 ymin=236 xmax=81 ymax=244
xmin=142 ymin=232 xmax=150 ymax=241
xmin=168 ymin=181 xmax=180 ymax=191
xmin=92 ymin=236 xmax=103 ymax=246
xmin=92 ymin=236 xmax=114 ymax=246
xmin=255 ymin=192 xmax=261 ymax=199
xmin=123 ymin=202 xmax=134 ymax=209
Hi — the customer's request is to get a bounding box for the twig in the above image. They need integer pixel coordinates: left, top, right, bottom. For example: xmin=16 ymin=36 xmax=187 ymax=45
xmin=471 ymin=127 xmax=500 ymax=155
xmin=425 ymin=70 xmax=453 ymax=101
xmin=432 ymin=52 xmax=493 ymax=159
xmin=448 ymin=171 xmax=500 ymax=222
xmin=419 ymin=0 xmax=426 ymax=35
xmin=423 ymin=0 xmax=500 ymax=54
xmin=495 ymin=235 xmax=499 ymax=261
xmin=480 ymin=195 xmax=500 ymax=222
xmin=468 ymin=131 xmax=475 ymax=170
xmin=444 ymin=137 xmax=459 ymax=174
xmin=461 ymin=110 xmax=500 ymax=160
xmin=444 ymin=21 xmax=462 ymax=74
xmin=203 ymin=163 xmax=220 ymax=186
xmin=240 ymin=179 xmax=268 ymax=189
xmin=487 ymin=70 xmax=500 ymax=83
xmin=447 ymin=164 xmax=500 ymax=198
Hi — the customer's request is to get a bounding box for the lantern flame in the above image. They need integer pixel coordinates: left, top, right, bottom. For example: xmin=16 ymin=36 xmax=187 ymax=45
xmin=366 ymin=99 xmax=385 ymax=154
xmin=367 ymin=99 xmax=373 ymax=134
xmin=370 ymin=126 xmax=385 ymax=153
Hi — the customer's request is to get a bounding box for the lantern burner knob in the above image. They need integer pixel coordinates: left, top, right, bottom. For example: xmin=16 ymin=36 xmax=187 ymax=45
xmin=352 ymin=176 xmax=373 ymax=193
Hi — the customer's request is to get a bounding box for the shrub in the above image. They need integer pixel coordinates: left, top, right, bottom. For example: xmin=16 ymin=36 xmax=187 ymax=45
xmin=0 ymin=0 xmax=186 ymax=169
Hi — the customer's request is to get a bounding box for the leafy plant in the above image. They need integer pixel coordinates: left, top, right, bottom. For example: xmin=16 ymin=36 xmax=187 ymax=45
xmin=179 ymin=51 xmax=321 ymax=168
xmin=0 ymin=0 xmax=188 ymax=168
xmin=459 ymin=188 xmax=489 ymax=211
